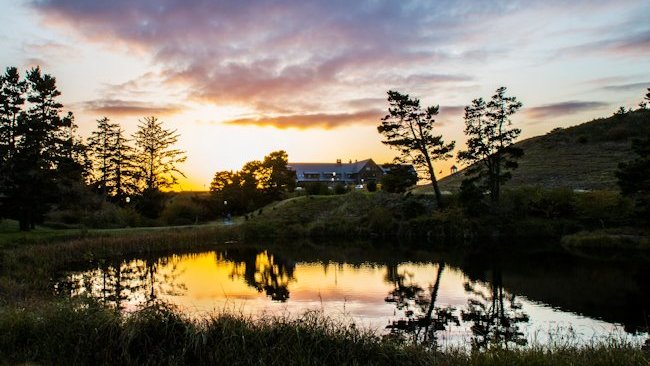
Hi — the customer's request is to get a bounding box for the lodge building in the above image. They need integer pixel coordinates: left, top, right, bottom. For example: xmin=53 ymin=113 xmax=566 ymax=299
xmin=288 ymin=159 xmax=386 ymax=186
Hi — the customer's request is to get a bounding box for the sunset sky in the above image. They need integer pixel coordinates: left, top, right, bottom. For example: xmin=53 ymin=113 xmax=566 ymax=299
xmin=1 ymin=0 xmax=648 ymax=190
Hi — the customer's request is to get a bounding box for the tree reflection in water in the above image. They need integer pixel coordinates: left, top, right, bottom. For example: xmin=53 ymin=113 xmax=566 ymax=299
xmin=55 ymin=256 xmax=187 ymax=310
xmin=461 ymin=267 xmax=529 ymax=349
xmin=384 ymin=263 xmax=459 ymax=348
xmin=217 ymin=249 xmax=295 ymax=302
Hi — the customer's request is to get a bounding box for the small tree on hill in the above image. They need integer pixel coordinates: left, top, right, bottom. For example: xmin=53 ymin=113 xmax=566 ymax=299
xmin=457 ymin=87 xmax=523 ymax=203
xmin=378 ymin=91 xmax=455 ymax=208
xmin=639 ymin=88 xmax=650 ymax=110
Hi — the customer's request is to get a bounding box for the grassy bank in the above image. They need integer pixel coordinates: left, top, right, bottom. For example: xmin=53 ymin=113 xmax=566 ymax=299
xmin=1 ymin=299 xmax=648 ymax=366
xmin=237 ymin=188 xmax=647 ymax=247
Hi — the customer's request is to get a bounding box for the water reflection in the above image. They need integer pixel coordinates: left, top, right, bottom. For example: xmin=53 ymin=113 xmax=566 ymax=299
xmin=384 ymin=263 xmax=460 ymax=348
xmin=55 ymin=245 xmax=648 ymax=347
xmin=218 ymin=249 xmax=295 ymax=301
xmin=461 ymin=268 xmax=529 ymax=349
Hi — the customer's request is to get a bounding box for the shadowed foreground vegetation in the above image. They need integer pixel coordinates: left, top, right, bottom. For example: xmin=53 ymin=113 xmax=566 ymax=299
xmin=1 ymin=299 xmax=648 ymax=366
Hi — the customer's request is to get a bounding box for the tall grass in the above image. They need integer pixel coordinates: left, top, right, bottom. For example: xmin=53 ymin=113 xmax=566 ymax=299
xmin=1 ymin=299 xmax=648 ymax=366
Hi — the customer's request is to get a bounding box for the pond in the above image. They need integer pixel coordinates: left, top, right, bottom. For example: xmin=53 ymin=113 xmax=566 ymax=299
xmin=55 ymin=242 xmax=650 ymax=348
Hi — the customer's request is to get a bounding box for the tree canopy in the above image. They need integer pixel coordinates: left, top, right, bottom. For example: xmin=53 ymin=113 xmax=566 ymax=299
xmin=378 ymin=91 xmax=454 ymax=207
xmin=457 ymin=87 xmax=523 ymax=203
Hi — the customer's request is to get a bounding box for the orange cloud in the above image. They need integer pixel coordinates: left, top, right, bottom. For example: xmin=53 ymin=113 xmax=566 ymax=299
xmin=223 ymin=109 xmax=383 ymax=129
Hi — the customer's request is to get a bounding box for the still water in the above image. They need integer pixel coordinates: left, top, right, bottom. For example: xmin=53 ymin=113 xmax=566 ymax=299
xmin=55 ymin=243 xmax=650 ymax=348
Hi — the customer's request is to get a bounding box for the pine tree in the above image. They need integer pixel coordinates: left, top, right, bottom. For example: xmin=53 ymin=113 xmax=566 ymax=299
xmin=457 ymin=87 xmax=523 ymax=203
xmin=378 ymin=90 xmax=455 ymax=208
xmin=11 ymin=67 xmax=77 ymax=230
xmin=88 ymin=118 xmax=138 ymax=204
xmin=133 ymin=116 xmax=186 ymax=191
xmin=0 ymin=67 xmax=26 ymax=162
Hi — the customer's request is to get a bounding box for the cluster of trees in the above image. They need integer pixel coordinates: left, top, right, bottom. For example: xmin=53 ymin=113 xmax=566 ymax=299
xmin=209 ymin=151 xmax=295 ymax=215
xmin=378 ymin=87 xmax=523 ymax=209
xmin=0 ymin=66 xmax=186 ymax=230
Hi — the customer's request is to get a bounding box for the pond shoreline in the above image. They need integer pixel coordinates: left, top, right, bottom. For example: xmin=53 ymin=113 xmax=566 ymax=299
xmin=2 ymin=299 xmax=649 ymax=366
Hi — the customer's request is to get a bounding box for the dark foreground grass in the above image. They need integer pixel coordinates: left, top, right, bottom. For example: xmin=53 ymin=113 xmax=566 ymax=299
xmin=0 ymin=299 xmax=648 ymax=366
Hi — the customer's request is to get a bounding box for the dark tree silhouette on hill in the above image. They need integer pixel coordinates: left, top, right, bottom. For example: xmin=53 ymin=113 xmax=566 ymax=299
xmin=457 ymin=87 xmax=523 ymax=203
xmin=378 ymin=91 xmax=455 ymax=208
xmin=641 ymin=88 xmax=650 ymax=109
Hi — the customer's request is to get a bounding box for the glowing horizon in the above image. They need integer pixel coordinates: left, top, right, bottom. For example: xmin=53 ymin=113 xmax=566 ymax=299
xmin=1 ymin=0 xmax=648 ymax=190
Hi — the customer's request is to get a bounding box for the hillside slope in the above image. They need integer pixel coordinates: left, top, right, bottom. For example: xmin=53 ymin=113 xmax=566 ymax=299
xmin=437 ymin=109 xmax=650 ymax=191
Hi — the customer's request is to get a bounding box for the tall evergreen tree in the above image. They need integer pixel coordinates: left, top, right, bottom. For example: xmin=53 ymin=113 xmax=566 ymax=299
xmin=88 ymin=117 xmax=118 ymax=198
xmin=133 ymin=116 xmax=186 ymax=192
xmin=0 ymin=67 xmax=26 ymax=163
xmin=111 ymin=127 xmax=138 ymax=204
xmin=457 ymin=87 xmax=523 ymax=203
xmin=87 ymin=117 xmax=137 ymax=203
xmin=378 ymin=90 xmax=455 ymax=208
xmin=11 ymin=67 xmax=78 ymax=230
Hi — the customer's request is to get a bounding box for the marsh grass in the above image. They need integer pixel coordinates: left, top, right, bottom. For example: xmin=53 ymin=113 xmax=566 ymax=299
xmin=0 ymin=299 xmax=648 ymax=366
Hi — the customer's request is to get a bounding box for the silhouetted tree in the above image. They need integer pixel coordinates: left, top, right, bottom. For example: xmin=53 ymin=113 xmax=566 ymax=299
xmin=9 ymin=67 xmax=82 ymax=230
xmin=640 ymin=88 xmax=650 ymax=109
xmin=87 ymin=117 xmax=137 ymax=203
xmin=378 ymin=91 xmax=454 ymax=208
xmin=0 ymin=67 xmax=27 ymax=219
xmin=132 ymin=116 xmax=185 ymax=218
xmin=0 ymin=67 xmax=26 ymax=163
xmin=133 ymin=116 xmax=186 ymax=192
xmin=209 ymin=151 xmax=296 ymax=215
xmin=262 ymin=150 xmax=296 ymax=199
xmin=381 ymin=164 xmax=418 ymax=193
xmin=457 ymin=87 xmax=523 ymax=203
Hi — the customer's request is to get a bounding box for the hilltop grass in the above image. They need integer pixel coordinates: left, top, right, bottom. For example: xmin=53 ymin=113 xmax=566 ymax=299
xmin=429 ymin=108 xmax=650 ymax=192
xmin=1 ymin=299 xmax=648 ymax=366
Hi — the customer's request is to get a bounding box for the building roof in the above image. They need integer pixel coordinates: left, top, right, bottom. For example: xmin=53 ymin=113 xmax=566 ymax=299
xmin=288 ymin=159 xmax=373 ymax=177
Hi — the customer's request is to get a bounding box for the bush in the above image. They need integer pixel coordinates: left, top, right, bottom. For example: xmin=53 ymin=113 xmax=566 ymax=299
xmin=334 ymin=183 xmax=348 ymax=195
xmin=304 ymin=182 xmax=330 ymax=195
xmin=160 ymin=197 xmax=204 ymax=226
xmin=366 ymin=181 xmax=377 ymax=192
xmin=575 ymin=191 xmax=633 ymax=227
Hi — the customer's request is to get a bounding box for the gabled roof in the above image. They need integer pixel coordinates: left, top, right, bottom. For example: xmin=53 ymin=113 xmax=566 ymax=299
xmin=288 ymin=159 xmax=373 ymax=176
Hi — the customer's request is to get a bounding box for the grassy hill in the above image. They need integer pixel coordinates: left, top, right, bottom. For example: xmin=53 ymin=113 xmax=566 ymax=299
xmin=434 ymin=109 xmax=650 ymax=192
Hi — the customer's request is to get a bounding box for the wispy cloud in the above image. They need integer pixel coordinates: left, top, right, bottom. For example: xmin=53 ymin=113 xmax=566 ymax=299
xmin=81 ymin=99 xmax=183 ymax=117
xmin=525 ymin=101 xmax=608 ymax=120
xmin=601 ymin=82 xmax=650 ymax=92
xmin=222 ymin=109 xmax=383 ymax=129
